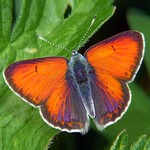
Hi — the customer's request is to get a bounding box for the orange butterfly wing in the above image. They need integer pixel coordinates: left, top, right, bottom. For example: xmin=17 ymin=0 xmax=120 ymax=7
xmin=4 ymin=57 xmax=68 ymax=106
xmin=40 ymin=78 xmax=88 ymax=132
xmin=4 ymin=57 xmax=88 ymax=132
xmin=85 ymin=31 xmax=144 ymax=128
xmin=90 ymin=74 xmax=130 ymax=128
xmin=85 ymin=31 xmax=144 ymax=82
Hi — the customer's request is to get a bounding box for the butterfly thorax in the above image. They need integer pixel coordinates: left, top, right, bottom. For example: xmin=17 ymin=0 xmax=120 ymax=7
xmin=67 ymin=52 xmax=95 ymax=118
xmin=68 ymin=52 xmax=90 ymax=85
xmin=73 ymin=61 xmax=88 ymax=84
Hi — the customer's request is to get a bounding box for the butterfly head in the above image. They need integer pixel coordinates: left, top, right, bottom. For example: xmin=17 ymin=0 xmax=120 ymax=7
xmin=72 ymin=50 xmax=78 ymax=56
xmin=71 ymin=50 xmax=86 ymax=62
xmin=71 ymin=50 xmax=81 ymax=60
xmin=69 ymin=50 xmax=87 ymax=70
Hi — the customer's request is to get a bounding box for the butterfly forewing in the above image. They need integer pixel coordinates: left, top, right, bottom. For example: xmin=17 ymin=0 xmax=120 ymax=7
xmin=4 ymin=57 xmax=69 ymax=106
xmin=85 ymin=31 xmax=144 ymax=82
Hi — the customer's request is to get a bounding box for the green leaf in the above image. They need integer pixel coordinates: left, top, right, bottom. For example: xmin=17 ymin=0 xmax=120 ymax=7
xmin=145 ymin=137 xmax=150 ymax=150
xmin=0 ymin=0 xmax=114 ymax=149
xmin=110 ymin=131 xmax=150 ymax=150
xmin=131 ymin=135 xmax=150 ymax=150
xmin=127 ymin=9 xmax=150 ymax=76
xmin=131 ymin=135 xmax=147 ymax=150
xmin=110 ymin=130 xmax=128 ymax=150
xmin=0 ymin=0 xmax=12 ymax=41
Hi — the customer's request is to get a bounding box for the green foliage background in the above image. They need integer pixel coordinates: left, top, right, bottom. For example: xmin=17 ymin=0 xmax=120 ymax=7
xmin=0 ymin=0 xmax=150 ymax=150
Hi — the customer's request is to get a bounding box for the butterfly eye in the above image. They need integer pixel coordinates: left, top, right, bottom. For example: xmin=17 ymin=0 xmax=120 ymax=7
xmin=72 ymin=50 xmax=78 ymax=56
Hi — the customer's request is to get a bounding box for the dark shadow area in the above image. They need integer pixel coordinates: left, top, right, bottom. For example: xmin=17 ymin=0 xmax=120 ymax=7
xmin=64 ymin=4 xmax=72 ymax=19
xmin=49 ymin=129 xmax=108 ymax=150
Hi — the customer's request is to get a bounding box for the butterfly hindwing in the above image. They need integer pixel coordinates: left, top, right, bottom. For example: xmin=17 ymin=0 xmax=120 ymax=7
xmin=40 ymin=77 xmax=89 ymax=133
xmin=90 ymin=74 xmax=130 ymax=129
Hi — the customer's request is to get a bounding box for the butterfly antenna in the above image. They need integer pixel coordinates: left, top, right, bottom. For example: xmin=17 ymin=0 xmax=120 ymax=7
xmin=36 ymin=35 xmax=70 ymax=52
xmin=77 ymin=16 xmax=96 ymax=50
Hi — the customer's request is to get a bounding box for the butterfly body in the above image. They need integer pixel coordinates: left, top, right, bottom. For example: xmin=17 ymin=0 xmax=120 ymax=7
xmin=4 ymin=31 xmax=145 ymax=134
xmin=67 ymin=52 xmax=95 ymax=118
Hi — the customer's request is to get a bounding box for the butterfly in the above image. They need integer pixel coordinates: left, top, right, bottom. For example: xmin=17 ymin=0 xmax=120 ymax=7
xmin=3 ymin=31 xmax=145 ymax=134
